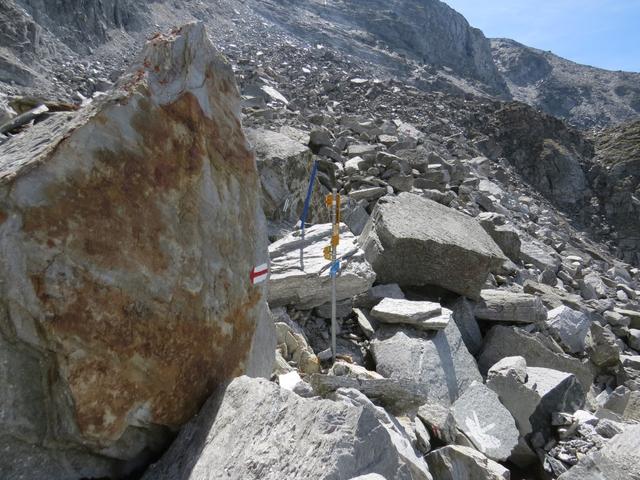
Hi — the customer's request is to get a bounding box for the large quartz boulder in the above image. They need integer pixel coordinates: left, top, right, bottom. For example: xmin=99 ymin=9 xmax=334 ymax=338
xmin=359 ymin=193 xmax=507 ymax=299
xmin=0 ymin=23 xmax=273 ymax=478
xmin=143 ymin=377 xmax=432 ymax=480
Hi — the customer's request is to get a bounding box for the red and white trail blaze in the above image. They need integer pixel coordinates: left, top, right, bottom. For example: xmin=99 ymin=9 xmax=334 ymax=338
xmin=250 ymin=263 xmax=269 ymax=285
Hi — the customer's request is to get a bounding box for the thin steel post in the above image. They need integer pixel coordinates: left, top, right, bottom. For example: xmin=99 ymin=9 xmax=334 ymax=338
xmin=331 ymin=188 xmax=337 ymax=363
xmin=300 ymin=227 xmax=305 ymax=271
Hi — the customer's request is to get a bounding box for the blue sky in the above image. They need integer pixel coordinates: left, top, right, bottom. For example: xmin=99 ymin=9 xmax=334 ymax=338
xmin=442 ymin=0 xmax=640 ymax=72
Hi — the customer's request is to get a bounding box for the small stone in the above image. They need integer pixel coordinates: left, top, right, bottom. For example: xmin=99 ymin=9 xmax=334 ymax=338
xmin=278 ymin=371 xmax=303 ymax=391
xmin=487 ymin=356 xmax=528 ymax=384
xmin=628 ymin=329 xmax=640 ymax=351
xmin=594 ymin=418 xmax=624 ymax=439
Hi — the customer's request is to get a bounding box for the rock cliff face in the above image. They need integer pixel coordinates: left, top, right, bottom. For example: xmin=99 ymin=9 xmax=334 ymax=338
xmin=470 ymin=102 xmax=595 ymax=214
xmin=16 ymin=0 xmax=146 ymax=51
xmin=590 ymin=120 xmax=640 ymax=264
xmin=0 ymin=22 xmax=271 ymax=478
xmin=492 ymin=38 xmax=640 ymax=129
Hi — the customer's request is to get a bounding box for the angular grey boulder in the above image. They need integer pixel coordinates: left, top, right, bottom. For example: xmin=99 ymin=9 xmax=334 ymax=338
xmin=426 ymin=445 xmax=510 ymax=480
xmin=268 ymin=223 xmax=376 ymax=309
xmin=143 ymin=377 xmax=432 ymax=480
xmin=478 ymin=212 xmax=521 ymax=261
xmin=417 ymin=402 xmax=458 ymax=445
xmin=451 ymin=382 xmax=519 ymax=462
xmin=546 ymin=306 xmax=591 ymax=354
xmin=475 ymin=289 xmax=547 ymax=323
xmin=557 ymin=425 xmax=640 ymax=480
xmin=520 ymin=239 xmax=561 ymax=272
xmin=580 ymin=272 xmax=608 ymax=300
xmin=478 ymin=326 xmax=593 ymax=391
xmin=586 ymin=323 xmax=621 ymax=367
xmin=247 ymin=128 xmax=325 ymax=226
xmin=372 ymin=319 xmax=483 ymax=406
xmin=371 ymin=299 xmax=450 ymax=331
xmin=487 ymin=359 xmax=585 ymax=444
xmin=359 ymin=193 xmax=507 ymax=299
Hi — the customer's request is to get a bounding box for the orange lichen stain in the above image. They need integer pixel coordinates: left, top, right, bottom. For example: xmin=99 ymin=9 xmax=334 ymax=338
xmin=22 ymin=87 xmax=262 ymax=445
xmin=22 ymin=90 xmax=256 ymax=273
xmin=33 ymin=267 xmax=261 ymax=444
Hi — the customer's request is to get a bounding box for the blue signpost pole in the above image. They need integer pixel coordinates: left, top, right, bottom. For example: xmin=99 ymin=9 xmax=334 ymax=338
xmin=299 ymin=160 xmax=318 ymax=271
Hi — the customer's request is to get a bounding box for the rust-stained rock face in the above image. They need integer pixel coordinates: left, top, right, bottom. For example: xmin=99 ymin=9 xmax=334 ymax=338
xmin=0 ymin=23 xmax=272 ymax=478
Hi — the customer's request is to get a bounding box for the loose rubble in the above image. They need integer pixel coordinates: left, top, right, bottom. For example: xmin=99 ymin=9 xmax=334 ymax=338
xmin=2 ymin=1 xmax=640 ymax=479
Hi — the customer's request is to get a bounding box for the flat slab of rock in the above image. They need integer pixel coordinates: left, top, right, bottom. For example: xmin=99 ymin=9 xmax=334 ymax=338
xmin=557 ymin=424 xmax=640 ymax=480
xmin=475 ymin=289 xmax=547 ymax=323
xmin=359 ymin=193 xmax=507 ymax=299
xmin=614 ymin=308 xmax=640 ymax=329
xmin=309 ymin=374 xmax=426 ymax=413
xmin=523 ymin=280 xmax=584 ymax=311
xmin=350 ymin=186 xmax=388 ymax=202
xmin=478 ymin=326 xmax=593 ymax=391
xmin=371 ymin=298 xmax=449 ymax=330
xmin=143 ymin=376 xmax=432 ymax=480
xmin=372 ymin=317 xmax=482 ymax=406
xmin=268 ymin=223 xmax=376 ymax=309
xmin=451 ymin=382 xmax=519 ymax=462
xmin=354 ymin=283 xmax=405 ymax=309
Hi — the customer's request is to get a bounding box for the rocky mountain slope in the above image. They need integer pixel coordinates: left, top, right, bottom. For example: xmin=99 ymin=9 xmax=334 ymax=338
xmin=2 ymin=0 xmax=639 ymax=130
xmin=492 ymin=38 xmax=640 ymax=129
xmin=1 ymin=1 xmax=640 ymax=480
xmin=252 ymin=0 xmax=508 ymax=96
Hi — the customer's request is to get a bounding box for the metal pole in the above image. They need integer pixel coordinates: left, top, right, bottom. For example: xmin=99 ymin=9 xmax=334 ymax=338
xmin=331 ymin=187 xmax=337 ymax=363
xmin=300 ymin=227 xmax=305 ymax=271
xmin=299 ymin=161 xmax=319 ymax=272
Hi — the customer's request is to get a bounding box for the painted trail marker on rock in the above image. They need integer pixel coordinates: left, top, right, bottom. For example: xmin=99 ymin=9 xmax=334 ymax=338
xmin=250 ymin=263 xmax=269 ymax=285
